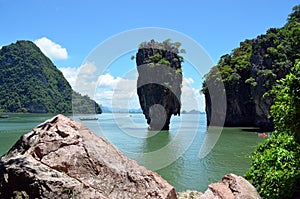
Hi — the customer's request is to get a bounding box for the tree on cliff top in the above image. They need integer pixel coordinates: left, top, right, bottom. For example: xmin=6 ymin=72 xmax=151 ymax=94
xmin=139 ymin=39 xmax=186 ymax=55
xmin=138 ymin=39 xmax=185 ymax=64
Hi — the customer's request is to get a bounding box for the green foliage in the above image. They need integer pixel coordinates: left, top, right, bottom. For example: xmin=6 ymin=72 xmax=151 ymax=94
xmin=149 ymin=53 xmax=163 ymax=63
xmin=287 ymin=5 xmax=300 ymax=25
xmin=243 ymin=7 xmax=300 ymax=197
xmin=148 ymin=53 xmax=171 ymax=66
xmin=245 ymin=133 xmax=300 ymax=198
xmin=245 ymin=77 xmax=255 ymax=84
xmin=202 ymin=40 xmax=252 ymax=92
xmin=139 ymin=39 xmax=185 ymax=63
xmin=269 ymin=61 xmax=300 ymax=141
xmin=176 ymin=68 xmax=182 ymax=74
xmin=257 ymin=69 xmax=276 ymax=78
xmin=245 ymin=61 xmax=300 ymax=198
xmin=0 ymin=40 xmax=101 ymax=114
xmin=72 ymin=92 xmax=102 ymax=114
xmin=158 ymin=58 xmax=171 ymax=66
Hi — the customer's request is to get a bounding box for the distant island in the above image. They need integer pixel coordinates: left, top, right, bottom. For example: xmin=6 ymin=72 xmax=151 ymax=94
xmin=0 ymin=40 xmax=101 ymax=114
xmin=100 ymin=105 xmax=142 ymax=113
xmin=181 ymin=109 xmax=205 ymax=114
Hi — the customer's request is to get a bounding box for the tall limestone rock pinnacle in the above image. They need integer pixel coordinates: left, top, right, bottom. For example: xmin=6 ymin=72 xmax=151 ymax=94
xmin=136 ymin=39 xmax=183 ymax=131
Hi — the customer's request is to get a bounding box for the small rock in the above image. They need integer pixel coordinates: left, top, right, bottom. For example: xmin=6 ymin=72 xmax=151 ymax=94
xmin=199 ymin=173 xmax=261 ymax=199
xmin=177 ymin=190 xmax=202 ymax=199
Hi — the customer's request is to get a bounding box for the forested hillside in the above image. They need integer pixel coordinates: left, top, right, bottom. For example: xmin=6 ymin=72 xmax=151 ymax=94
xmin=0 ymin=40 xmax=101 ymax=114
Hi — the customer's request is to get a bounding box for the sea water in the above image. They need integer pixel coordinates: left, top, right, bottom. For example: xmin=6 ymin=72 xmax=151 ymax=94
xmin=0 ymin=113 xmax=264 ymax=192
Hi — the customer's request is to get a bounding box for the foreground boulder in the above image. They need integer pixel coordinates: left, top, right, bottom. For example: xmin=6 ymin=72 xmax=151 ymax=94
xmin=0 ymin=114 xmax=177 ymax=199
xmin=199 ymin=173 xmax=261 ymax=199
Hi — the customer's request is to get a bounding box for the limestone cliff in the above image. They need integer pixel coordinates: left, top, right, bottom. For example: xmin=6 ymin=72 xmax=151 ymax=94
xmin=203 ymin=7 xmax=300 ymax=130
xmin=136 ymin=39 xmax=183 ymax=130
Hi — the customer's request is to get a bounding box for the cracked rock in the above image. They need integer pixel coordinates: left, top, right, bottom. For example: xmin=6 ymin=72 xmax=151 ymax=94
xmin=0 ymin=114 xmax=177 ymax=199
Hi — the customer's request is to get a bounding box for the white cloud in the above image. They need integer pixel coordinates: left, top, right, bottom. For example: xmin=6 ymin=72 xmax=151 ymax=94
xmin=78 ymin=62 xmax=97 ymax=75
xmin=59 ymin=62 xmax=98 ymax=96
xmin=184 ymin=77 xmax=194 ymax=85
xmin=95 ymin=74 xmax=138 ymax=109
xmin=57 ymin=67 xmax=205 ymax=112
xmin=97 ymin=73 xmax=122 ymax=88
xmin=59 ymin=67 xmax=78 ymax=87
xmin=181 ymin=78 xmax=204 ymax=112
xmin=95 ymin=75 xmax=204 ymax=112
xmin=74 ymin=62 xmax=99 ymax=97
xmin=34 ymin=37 xmax=68 ymax=60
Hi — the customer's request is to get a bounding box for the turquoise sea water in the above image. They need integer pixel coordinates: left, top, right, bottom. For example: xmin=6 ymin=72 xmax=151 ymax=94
xmin=0 ymin=113 xmax=264 ymax=192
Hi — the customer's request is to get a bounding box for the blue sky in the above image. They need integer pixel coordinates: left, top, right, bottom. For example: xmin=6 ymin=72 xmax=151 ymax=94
xmin=0 ymin=0 xmax=298 ymax=111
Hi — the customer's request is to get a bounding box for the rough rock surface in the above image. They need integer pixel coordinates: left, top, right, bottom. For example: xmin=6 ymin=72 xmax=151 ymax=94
xmin=0 ymin=114 xmax=177 ymax=199
xmin=199 ymin=173 xmax=261 ymax=199
xmin=136 ymin=40 xmax=182 ymax=130
xmin=177 ymin=190 xmax=202 ymax=199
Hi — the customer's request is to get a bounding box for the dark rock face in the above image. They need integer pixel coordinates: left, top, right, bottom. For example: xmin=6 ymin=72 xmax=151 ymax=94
xmin=199 ymin=173 xmax=261 ymax=199
xmin=204 ymin=69 xmax=255 ymax=127
xmin=248 ymin=35 xmax=290 ymax=130
xmin=136 ymin=42 xmax=182 ymax=131
xmin=0 ymin=115 xmax=177 ymax=199
xmin=204 ymin=32 xmax=295 ymax=130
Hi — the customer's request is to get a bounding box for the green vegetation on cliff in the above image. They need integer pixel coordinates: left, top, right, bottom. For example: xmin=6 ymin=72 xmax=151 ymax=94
xmin=202 ymin=5 xmax=300 ymax=129
xmin=0 ymin=40 xmax=101 ymax=114
xmin=245 ymin=61 xmax=300 ymax=199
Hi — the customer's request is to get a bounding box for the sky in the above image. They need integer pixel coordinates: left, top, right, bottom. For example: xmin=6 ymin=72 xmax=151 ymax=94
xmin=0 ymin=0 xmax=298 ymax=111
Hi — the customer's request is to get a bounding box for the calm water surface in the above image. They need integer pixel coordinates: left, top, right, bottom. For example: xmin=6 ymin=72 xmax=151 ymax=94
xmin=0 ymin=113 xmax=264 ymax=192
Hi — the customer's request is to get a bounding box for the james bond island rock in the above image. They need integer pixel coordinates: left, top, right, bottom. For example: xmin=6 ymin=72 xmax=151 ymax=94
xmin=203 ymin=8 xmax=300 ymax=130
xmin=0 ymin=115 xmax=177 ymax=199
xmin=199 ymin=173 xmax=261 ymax=199
xmin=136 ymin=39 xmax=184 ymax=130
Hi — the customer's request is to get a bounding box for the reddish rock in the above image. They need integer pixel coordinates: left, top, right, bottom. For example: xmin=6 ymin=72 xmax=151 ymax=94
xmin=0 ymin=114 xmax=177 ymax=199
xmin=199 ymin=173 xmax=261 ymax=199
